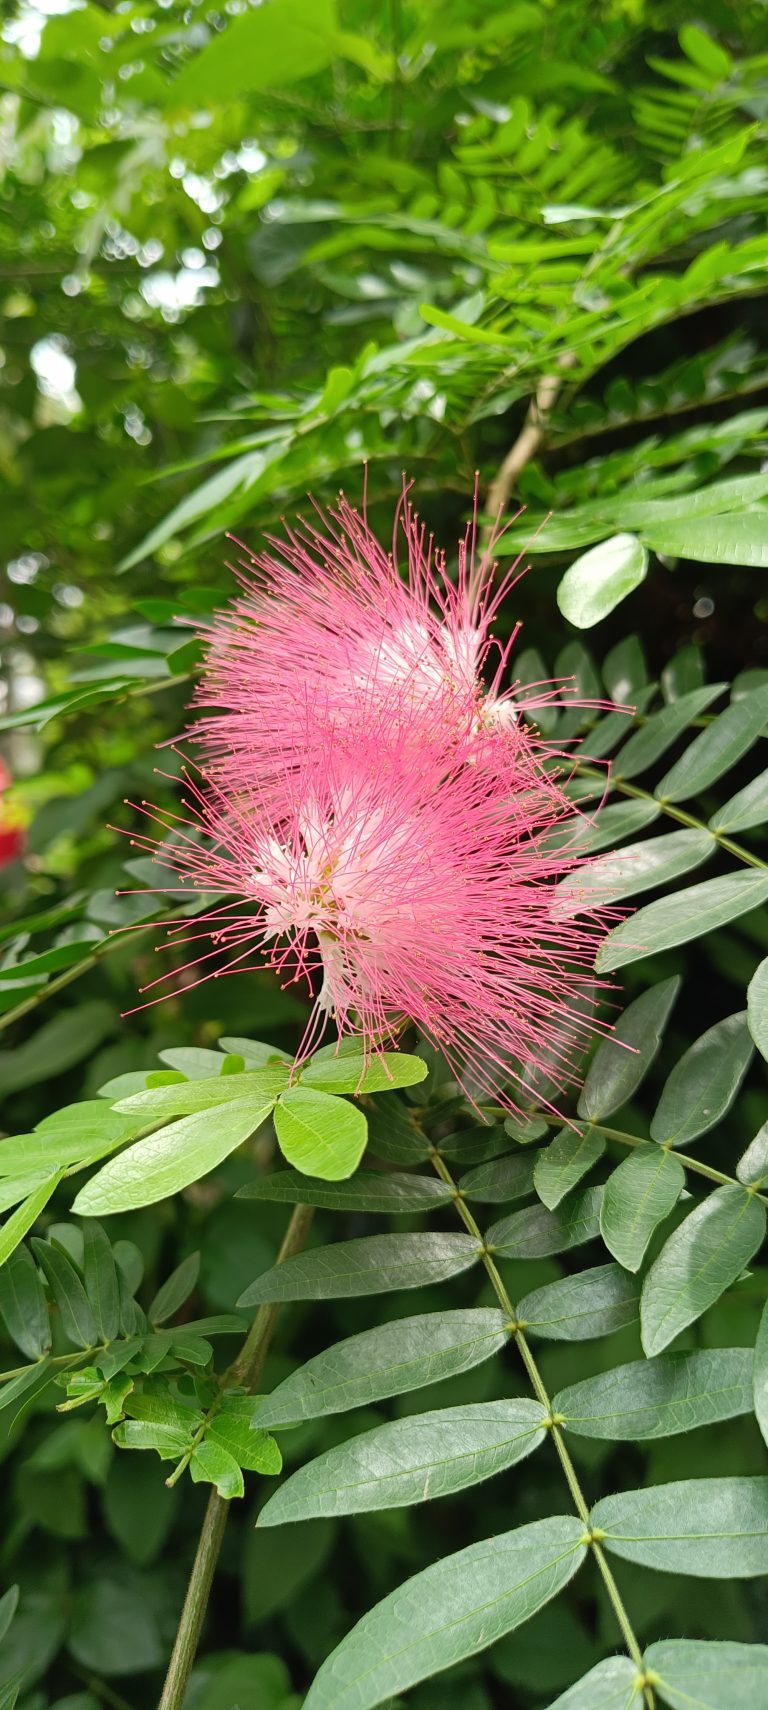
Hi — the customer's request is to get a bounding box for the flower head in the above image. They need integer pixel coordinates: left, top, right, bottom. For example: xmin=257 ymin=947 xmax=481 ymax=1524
xmin=185 ymin=485 xmax=612 ymax=812
xmin=129 ymin=690 xmax=613 ymax=1112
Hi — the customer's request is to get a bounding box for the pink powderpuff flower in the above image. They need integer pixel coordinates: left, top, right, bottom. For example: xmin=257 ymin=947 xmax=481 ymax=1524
xmin=124 ymin=699 xmax=615 ymax=1114
xmin=185 ymin=484 xmax=614 ymax=814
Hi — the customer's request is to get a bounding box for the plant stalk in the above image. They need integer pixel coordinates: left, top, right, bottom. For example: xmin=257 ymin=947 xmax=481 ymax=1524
xmin=157 ymin=1201 xmax=314 ymax=1710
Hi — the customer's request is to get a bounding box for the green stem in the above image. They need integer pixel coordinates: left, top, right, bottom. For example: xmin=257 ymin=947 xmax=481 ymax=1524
xmin=156 ymin=1202 xmax=314 ymax=1710
xmin=430 ymin=1148 xmax=654 ymax=1706
xmin=575 ymin=766 xmax=767 ymax=871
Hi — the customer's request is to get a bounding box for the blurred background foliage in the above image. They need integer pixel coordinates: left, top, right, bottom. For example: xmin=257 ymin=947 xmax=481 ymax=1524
xmin=1 ymin=0 xmax=768 ymax=1706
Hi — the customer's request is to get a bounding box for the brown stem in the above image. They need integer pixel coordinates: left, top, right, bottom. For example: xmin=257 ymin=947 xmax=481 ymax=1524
xmin=484 ymin=354 xmax=577 ymax=538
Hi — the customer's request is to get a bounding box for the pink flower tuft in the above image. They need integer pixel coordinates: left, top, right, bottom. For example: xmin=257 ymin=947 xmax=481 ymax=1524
xmin=185 ymin=484 xmax=615 ymax=812
xmin=128 ymin=694 xmax=615 ymax=1113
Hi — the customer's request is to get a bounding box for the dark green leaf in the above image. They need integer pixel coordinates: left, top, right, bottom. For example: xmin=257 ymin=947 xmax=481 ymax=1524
xmin=460 ymin=1154 xmax=537 ymax=1204
xmin=0 ymin=1587 xmax=19 ymax=1648
xmin=0 ymin=1359 xmax=52 ymax=1416
xmin=592 ymin=1477 xmax=768 ymax=1576
xmin=31 ymin=1239 xmax=98 ymax=1349
xmin=748 ymin=958 xmax=768 ymax=1061
xmin=645 ymin=1639 xmax=768 ymax=1710
xmin=737 ymin=1122 xmax=768 ymax=1187
xmin=754 ymin=1298 xmax=768 ymax=1452
xmin=600 ymin=1147 xmax=685 ymax=1272
xmin=73 ymin=1100 xmax=274 ymax=1215
xmin=650 ymin=1012 xmax=753 ymax=1146
xmin=302 ymin=1516 xmax=586 ymax=1710
xmin=557 ymin=829 xmax=714 ymax=910
xmin=517 ymin=1264 xmax=639 ymax=1342
xmin=236 ymin=1169 xmax=452 ymax=1213
xmin=488 ymin=1187 xmax=603 ymax=1258
xmin=0 ymin=1243 xmax=51 ymax=1359
xmin=596 ymin=873 xmax=768 ymax=971
xmin=238 ymin=1232 xmax=481 ymax=1305
xmin=640 ymin=1186 xmax=766 ymax=1355
xmin=554 ymin=1348 xmax=754 ymax=1439
xmin=578 ymin=977 xmax=680 ymax=1120
xmin=148 ymin=1252 xmax=201 ymax=1324
xmin=615 ymin=684 xmax=726 ymax=779
xmin=554 ymin=800 xmax=661 ymax=856
xmin=274 ymin=1087 xmax=368 ymax=1180
xmin=542 ymin=1656 xmax=641 ymax=1709
xmin=82 ymin=1222 xmax=120 ymax=1343
xmin=533 ymin=1128 xmax=605 ymax=1209
xmin=712 ymin=768 xmax=768 ymax=834
xmin=254 ymin=1310 xmax=510 ymax=1429
xmin=259 ymin=1399 xmax=547 ymax=1524
xmin=656 ymin=685 xmax=768 ymax=802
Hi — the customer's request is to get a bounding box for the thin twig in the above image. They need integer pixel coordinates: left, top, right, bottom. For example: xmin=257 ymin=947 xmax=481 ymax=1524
xmin=484 ymin=354 xmax=578 ymax=542
xmin=157 ymin=1202 xmax=314 ymax=1710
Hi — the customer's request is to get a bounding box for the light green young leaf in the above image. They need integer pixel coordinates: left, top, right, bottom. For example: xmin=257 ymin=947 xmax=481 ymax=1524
xmin=206 ymin=1395 xmax=282 ymax=1475
xmin=748 ymin=958 xmax=768 ymax=1061
xmin=254 ymin=1310 xmax=510 ymax=1429
xmin=650 ymin=1012 xmax=753 ymax=1146
xmin=0 ymin=1171 xmax=65 ymax=1269
xmin=236 ymin=1169 xmax=452 ymax=1214
xmin=645 ymin=1638 xmax=768 ymax=1710
xmin=238 ymin=1232 xmax=481 ymax=1306
xmin=460 ymin=1154 xmax=537 ymax=1204
xmin=578 ymin=977 xmax=680 ymax=1120
xmin=614 ymin=683 xmax=726 ymax=779
xmin=488 ymin=1187 xmax=603 ymax=1259
xmin=592 ymin=1477 xmax=768 ymax=1576
xmin=543 ymin=1655 xmax=641 ymax=1710
xmin=554 ymin=1348 xmax=754 ymax=1440
xmin=303 ymin=1516 xmax=587 ymax=1710
xmin=640 ymin=1186 xmax=766 ymax=1355
xmin=557 ymin=534 xmax=648 ymax=629
xmin=533 ymin=1127 xmax=605 ymax=1209
xmin=517 ymin=1264 xmax=639 ymax=1342
xmin=258 ymin=1399 xmax=547 ymax=1525
xmin=274 ymin=1087 xmax=368 ymax=1180
xmin=712 ymin=767 xmax=768 ymax=833
xmin=600 ymin=1148 xmax=685 ymax=1273
xmin=596 ymin=872 xmax=768 ymax=971
xmin=656 ymin=684 xmax=768 ymax=802
xmin=114 ymin=1066 xmax=289 ymax=1119
xmin=190 ymin=1439 xmax=245 ymax=1501
xmin=169 ymin=0 xmax=339 ymax=109
xmin=299 ymin=1053 xmax=428 ymax=1094
xmin=73 ymin=1100 xmax=274 ymax=1216
xmin=644 ymin=513 xmax=768 ymax=568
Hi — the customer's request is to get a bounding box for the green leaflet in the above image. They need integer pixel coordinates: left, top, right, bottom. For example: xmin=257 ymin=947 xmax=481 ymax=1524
xmin=73 ymin=1100 xmax=275 ymax=1215
xmin=253 ymin=1310 xmax=511 ymax=1429
xmin=614 ymin=682 xmax=727 ymax=779
xmin=649 ymin=1011 xmax=754 ymax=1146
xmin=600 ymin=1148 xmax=685 ymax=1273
xmin=578 ymin=977 xmax=680 ymax=1120
xmin=238 ymin=1232 xmax=481 ymax=1305
xmin=543 ymin=1656 xmax=640 ymax=1710
xmin=713 ymin=767 xmax=768 ymax=833
xmin=592 ymin=1477 xmax=768 ymax=1577
xmin=298 ymin=1052 xmax=427 ymax=1094
xmin=0 ymin=1172 xmax=65 ymax=1269
xmin=556 ymin=829 xmax=714 ymax=911
xmin=656 ymin=683 xmax=768 ymax=801
xmin=459 ymin=1154 xmax=537 ymax=1204
xmin=556 ymin=533 xmax=649 ymax=628
xmin=747 ymin=958 xmax=768 ymax=1061
xmin=488 ymin=1187 xmax=603 ymax=1258
xmin=645 ymin=1639 xmax=768 ymax=1710
xmin=302 ymin=1516 xmax=587 ymax=1710
xmin=596 ymin=872 xmax=768 ymax=971
xmin=533 ymin=1127 xmax=605 ymax=1209
xmin=554 ymin=1348 xmax=754 ymax=1439
xmin=517 ymin=1264 xmax=639 ymax=1342
xmin=754 ymin=1298 xmax=768 ymax=1452
xmin=113 ymin=1066 xmax=289 ymax=1118
xmin=737 ymin=1121 xmax=768 ymax=1187
xmin=236 ymin=1169 xmax=452 ymax=1213
xmin=258 ymin=1399 xmax=547 ymax=1524
xmin=640 ymin=1185 xmax=766 ymax=1355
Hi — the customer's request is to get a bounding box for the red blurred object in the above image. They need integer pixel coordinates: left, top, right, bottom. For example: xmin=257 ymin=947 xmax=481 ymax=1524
xmin=0 ymin=756 xmax=24 ymax=868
